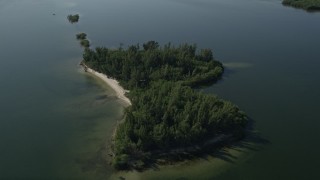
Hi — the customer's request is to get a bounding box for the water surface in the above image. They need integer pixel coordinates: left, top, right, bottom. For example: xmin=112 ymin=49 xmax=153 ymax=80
xmin=0 ymin=0 xmax=319 ymax=179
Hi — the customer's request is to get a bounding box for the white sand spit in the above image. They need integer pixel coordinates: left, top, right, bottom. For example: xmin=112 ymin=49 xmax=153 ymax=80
xmin=84 ymin=65 xmax=131 ymax=106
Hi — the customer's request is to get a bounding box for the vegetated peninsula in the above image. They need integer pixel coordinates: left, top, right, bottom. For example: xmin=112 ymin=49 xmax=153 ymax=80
xmin=82 ymin=41 xmax=248 ymax=170
xmin=67 ymin=14 xmax=80 ymax=23
xmin=282 ymin=0 xmax=320 ymax=11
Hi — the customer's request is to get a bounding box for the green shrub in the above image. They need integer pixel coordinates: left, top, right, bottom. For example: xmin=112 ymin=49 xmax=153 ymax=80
xmin=76 ymin=33 xmax=87 ymax=40
xmin=80 ymin=39 xmax=90 ymax=48
xmin=67 ymin=14 xmax=79 ymax=23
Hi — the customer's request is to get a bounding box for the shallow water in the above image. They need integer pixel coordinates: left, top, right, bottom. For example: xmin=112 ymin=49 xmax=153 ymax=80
xmin=0 ymin=0 xmax=320 ymax=179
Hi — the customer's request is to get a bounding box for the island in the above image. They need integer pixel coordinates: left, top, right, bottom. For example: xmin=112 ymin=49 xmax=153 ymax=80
xmin=282 ymin=0 xmax=320 ymax=11
xmin=80 ymin=39 xmax=90 ymax=48
xmin=76 ymin=32 xmax=87 ymax=40
xmin=67 ymin=14 xmax=80 ymax=23
xmin=81 ymin=41 xmax=248 ymax=170
xmin=76 ymin=33 xmax=90 ymax=48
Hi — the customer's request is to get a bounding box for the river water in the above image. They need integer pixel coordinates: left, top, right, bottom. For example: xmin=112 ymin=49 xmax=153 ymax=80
xmin=0 ymin=0 xmax=319 ymax=179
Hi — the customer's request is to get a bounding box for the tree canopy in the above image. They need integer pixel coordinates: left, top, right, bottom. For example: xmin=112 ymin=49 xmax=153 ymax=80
xmin=83 ymin=42 xmax=224 ymax=89
xmin=67 ymin=14 xmax=79 ymax=23
xmin=283 ymin=0 xmax=320 ymax=11
xmin=76 ymin=33 xmax=87 ymax=40
xmin=76 ymin=32 xmax=90 ymax=48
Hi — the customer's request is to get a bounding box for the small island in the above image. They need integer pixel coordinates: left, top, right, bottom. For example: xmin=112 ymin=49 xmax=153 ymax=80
xmin=282 ymin=0 xmax=320 ymax=11
xmin=82 ymin=41 xmax=248 ymax=170
xmin=76 ymin=33 xmax=90 ymax=48
xmin=76 ymin=32 xmax=87 ymax=40
xmin=80 ymin=39 xmax=90 ymax=48
xmin=67 ymin=14 xmax=80 ymax=23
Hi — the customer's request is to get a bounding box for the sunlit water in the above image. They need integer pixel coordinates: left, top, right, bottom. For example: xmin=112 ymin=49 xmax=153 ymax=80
xmin=0 ymin=0 xmax=319 ymax=179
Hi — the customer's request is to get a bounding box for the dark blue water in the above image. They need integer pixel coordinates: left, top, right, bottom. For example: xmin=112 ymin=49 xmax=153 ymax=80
xmin=0 ymin=0 xmax=319 ymax=179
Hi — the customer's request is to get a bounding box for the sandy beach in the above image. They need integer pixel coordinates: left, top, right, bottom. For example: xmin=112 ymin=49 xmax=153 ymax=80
xmin=82 ymin=64 xmax=132 ymax=106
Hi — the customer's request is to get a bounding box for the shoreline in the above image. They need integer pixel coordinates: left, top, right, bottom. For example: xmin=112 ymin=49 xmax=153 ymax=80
xmin=81 ymin=63 xmax=132 ymax=106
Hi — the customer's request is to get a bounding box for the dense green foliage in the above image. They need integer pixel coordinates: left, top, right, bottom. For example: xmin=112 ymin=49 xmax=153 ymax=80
xmin=283 ymin=0 xmax=320 ymax=10
xmin=67 ymin=14 xmax=79 ymax=23
xmin=80 ymin=39 xmax=90 ymax=48
xmin=83 ymin=41 xmax=224 ymax=89
xmin=113 ymin=81 xmax=246 ymax=169
xmin=76 ymin=32 xmax=90 ymax=48
xmin=76 ymin=33 xmax=87 ymax=40
xmin=82 ymin=41 xmax=248 ymax=170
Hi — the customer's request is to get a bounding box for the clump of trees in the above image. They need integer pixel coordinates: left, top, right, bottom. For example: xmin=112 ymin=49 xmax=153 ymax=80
xmin=282 ymin=0 xmax=320 ymax=11
xmin=83 ymin=41 xmax=224 ymax=89
xmin=80 ymin=39 xmax=90 ymax=48
xmin=76 ymin=32 xmax=90 ymax=48
xmin=76 ymin=33 xmax=87 ymax=40
xmin=67 ymin=14 xmax=79 ymax=23
xmin=82 ymin=41 xmax=248 ymax=170
xmin=113 ymin=81 xmax=247 ymax=169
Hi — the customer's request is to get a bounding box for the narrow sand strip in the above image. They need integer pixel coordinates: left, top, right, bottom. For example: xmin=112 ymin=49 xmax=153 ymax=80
xmin=83 ymin=64 xmax=131 ymax=106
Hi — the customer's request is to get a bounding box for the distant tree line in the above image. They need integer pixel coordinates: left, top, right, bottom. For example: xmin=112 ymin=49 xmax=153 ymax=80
xmin=82 ymin=41 xmax=248 ymax=170
xmin=282 ymin=0 xmax=320 ymax=11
